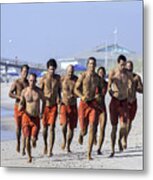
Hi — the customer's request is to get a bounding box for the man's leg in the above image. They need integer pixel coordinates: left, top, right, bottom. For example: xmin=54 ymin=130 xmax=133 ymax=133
xmin=61 ymin=123 xmax=67 ymax=150
xmin=16 ymin=126 xmax=21 ymax=153
xmin=88 ymin=124 xmax=95 ymax=160
xmin=118 ymin=121 xmax=127 ymax=151
xmin=48 ymin=124 xmax=55 ymax=157
xmin=24 ymin=125 xmax=32 ymax=163
xmin=26 ymin=136 xmax=32 ymax=163
xmin=43 ymin=125 xmax=48 ymax=155
xmin=67 ymin=127 xmax=74 ymax=153
xmin=78 ymin=123 xmax=87 ymax=145
xmin=97 ymin=112 xmax=107 ymax=155
xmin=22 ymin=137 xmax=26 ymax=156
xmin=110 ymin=125 xmax=117 ymax=157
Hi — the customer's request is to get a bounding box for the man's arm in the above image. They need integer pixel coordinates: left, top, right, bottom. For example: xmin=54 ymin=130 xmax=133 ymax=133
xmin=39 ymin=77 xmax=44 ymax=91
xmin=108 ymin=70 xmax=114 ymax=97
xmin=57 ymin=75 xmax=62 ymax=104
xmin=9 ymin=81 xmax=20 ymax=100
xmin=38 ymin=88 xmax=46 ymax=117
xmin=74 ymin=74 xmax=84 ymax=99
xmin=136 ymin=75 xmax=143 ymax=93
xmin=18 ymin=89 xmax=26 ymax=111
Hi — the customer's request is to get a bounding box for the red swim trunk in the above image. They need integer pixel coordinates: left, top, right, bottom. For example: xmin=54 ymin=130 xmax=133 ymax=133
xmin=78 ymin=100 xmax=98 ymax=131
xmin=14 ymin=104 xmax=24 ymax=128
xmin=22 ymin=113 xmax=40 ymax=139
xmin=109 ymin=97 xmax=128 ymax=126
xmin=60 ymin=104 xmax=78 ymax=130
xmin=42 ymin=105 xmax=58 ymax=127
xmin=96 ymin=103 xmax=107 ymax=125
xmin=128 ymin=99 xmax=137 ymax=122
xmin=97 ymin=103 xmax=107 ymax=116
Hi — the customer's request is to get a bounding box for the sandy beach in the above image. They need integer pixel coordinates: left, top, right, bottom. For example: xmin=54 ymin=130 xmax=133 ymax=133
xmin=0 ymin=82 xmax=143 ymax=170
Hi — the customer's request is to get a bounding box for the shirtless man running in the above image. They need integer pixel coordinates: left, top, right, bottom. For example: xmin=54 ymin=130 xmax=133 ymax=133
xmin=18 ymin=73 xmax=45 ymax=163
xmin=40 ymin=59 xmax=61 ymax=157
xmin=9 ymin=64 xmax=29 ymax=154
xmin=60 ymin=65 xmax=78 ymax=153
xmin=126 ymin=60 xmax=143 ymax=142
xmin=108 ymin=55 xmax=132 ymax=157
xmin=74 ymin=57 xmax=101 ymax=160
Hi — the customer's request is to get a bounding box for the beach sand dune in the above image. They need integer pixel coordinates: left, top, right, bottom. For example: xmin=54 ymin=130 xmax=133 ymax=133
xmin=1 ymin=83 xmax=143 ymax=170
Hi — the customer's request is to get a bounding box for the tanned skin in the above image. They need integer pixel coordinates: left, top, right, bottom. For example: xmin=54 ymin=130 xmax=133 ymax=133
xmin=74 ymin=58 xmax=101 ymax=160
xmin=18 ymin=74 xmax=45 ymax=163
xmin=126 ymin=61 xmax=143 ymax=140
xmin=60 ymin=65 xmax=78 ymax=153
xmin=40 ymin=63 xmax=61 ymax=157
xmin=9 ymin=65 xmax=29 ymax=155
xmin=108 ymin=57 xmax=133 ymax=157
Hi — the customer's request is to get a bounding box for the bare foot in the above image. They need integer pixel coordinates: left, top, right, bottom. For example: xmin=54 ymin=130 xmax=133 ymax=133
xmin=118 ymin=139 xmax=123 ymax=152
xmin=97 ymin=149 xmax=102 ymax=155
xmin=27 ymin=157 xmax=32 ymax=163
xmin=61 ymin=142 xmax=66 ymax=150
xmin=48 ymin=151 xmax=53 ymax=157
xmin=22 ymin=148 xmax=26 ymax=156
xmin=67 ymin=148 xmax=72 ymax=153
xmin=32 ymin=140 xmax=36 ymax=148
xmin=78 ymin=135 xmax=83 ymax=145
xmin=109 ymin=152 xmax=114 ymax=158
xmin=16 ymin=143 xmax=20 ymax=153
xmin=87 ymin=155 xmax=93 ymax=160
xmin=43 ymin=146 xmax=48 ymax=155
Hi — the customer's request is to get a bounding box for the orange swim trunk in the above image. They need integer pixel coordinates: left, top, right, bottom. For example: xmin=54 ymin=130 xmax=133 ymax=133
xmin=109 ymin=97 xmax=128 ymax=126
xmin=60 ymin=103 xmax=78 ymax=130
xmin=128 ymin=99 xmax=137 ymax=122
xmin=22 ymin=113 xmax=40 ymax=139
xmin=78 ymin=100 xmax=98 ymax=131
xmin=14 ymin=104 xmax=24 ymax=128
xmin=42 ymin=105 xmax=58 ymax=127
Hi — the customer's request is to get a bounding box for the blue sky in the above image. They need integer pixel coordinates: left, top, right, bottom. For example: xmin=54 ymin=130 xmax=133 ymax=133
xmin=1 ymin=1 xmax=143 ymax=63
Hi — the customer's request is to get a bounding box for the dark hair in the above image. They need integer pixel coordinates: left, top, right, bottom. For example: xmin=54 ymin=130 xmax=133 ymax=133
xmin=127 ymin=60 xmax=133 ymax=67
xmin=97 ymin=66 xmax=106 ymax=75
xmin=47 ymin=59 xmax=57 ymax=69
xmin=21 ymin=64 xmax=29 ymax=72
xmin=117 ymin=55 xmax=127 ymax=63
xmin=29 ymin=73 xmax=37 ymax=80
xmin=87 ymin=57 xmax=97 ymax=66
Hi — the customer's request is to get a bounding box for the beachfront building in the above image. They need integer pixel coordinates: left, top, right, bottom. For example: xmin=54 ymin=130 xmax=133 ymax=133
xmin=74 ymin=43 xmax=138 ymax=70
xmin=57 ymin=43 xmax=140 ymax=72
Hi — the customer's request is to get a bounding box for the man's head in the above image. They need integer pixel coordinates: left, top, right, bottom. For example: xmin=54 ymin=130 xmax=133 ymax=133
xmin=20 ymin=64 xmax=29 ymax=79
xmin=97 ymin=66 xmax=106 ymax=78
xmin=126 ymin=60 xmax=133 ymax=72
xmin=46 ymin=59 xmax=57 ymax=76
xmin=66 ymin=64 xmax=74 ymax=77
xmin=29 ymin=73 xmax=37 ymax=88
xmin=87 ymin=57 xmax=96 ymax=73
xmin=117 ymin=54 xmax=127 ymax=71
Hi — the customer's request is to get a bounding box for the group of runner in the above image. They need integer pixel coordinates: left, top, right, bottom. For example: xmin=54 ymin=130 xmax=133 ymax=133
xmin=9 ymin=54 xmax=143 ymax=163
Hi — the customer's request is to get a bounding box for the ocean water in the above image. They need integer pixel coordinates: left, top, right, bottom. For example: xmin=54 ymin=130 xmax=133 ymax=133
xmin=1 ymin=107 xmax=16 ymax=141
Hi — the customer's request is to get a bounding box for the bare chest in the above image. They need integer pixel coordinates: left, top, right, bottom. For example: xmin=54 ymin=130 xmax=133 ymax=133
xmin=83 ymin=75 xmax=98 ymax=89
xmin=62 ymin=79 xmax=75 ymax=92
xmin=113 ymin=72 xmax=128 ymax=85
xmin=16 ymin=81 xmax=28 ymax=94
xmin=44 ymin=78 xmax=59 ymax=91
xmin=24 ymin=90 xmax=39 ymax=103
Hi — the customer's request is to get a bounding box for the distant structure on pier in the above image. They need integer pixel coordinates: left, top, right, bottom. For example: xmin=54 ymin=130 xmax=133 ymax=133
xmin=58 ymin=43 xmax=141 ymax=70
